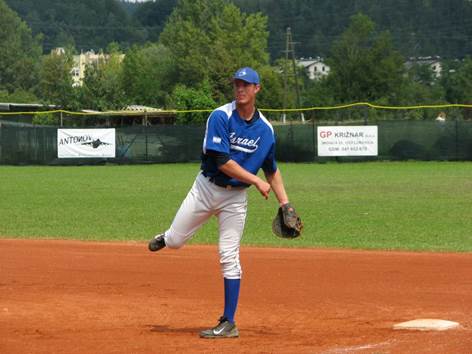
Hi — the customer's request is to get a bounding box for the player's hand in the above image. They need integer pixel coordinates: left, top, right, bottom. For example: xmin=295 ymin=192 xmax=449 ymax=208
xmin=255 ymin=179 xmax=271 ymax=199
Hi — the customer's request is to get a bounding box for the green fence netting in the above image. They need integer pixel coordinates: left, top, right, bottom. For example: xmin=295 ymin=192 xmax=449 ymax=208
xmin=0 ymin=119 xmax=471 ymax=165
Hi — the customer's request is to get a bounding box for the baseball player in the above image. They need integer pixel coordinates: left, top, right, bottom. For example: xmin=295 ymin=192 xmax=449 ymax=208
xmin=149 ymin=67 xmax=292 ymax=338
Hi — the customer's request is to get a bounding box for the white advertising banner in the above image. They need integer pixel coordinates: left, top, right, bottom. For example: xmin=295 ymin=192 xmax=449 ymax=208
xmin=317 ymin=126 xmax=378 ymax=156
xmin=57 ymin=129 xmax=116 ymax=158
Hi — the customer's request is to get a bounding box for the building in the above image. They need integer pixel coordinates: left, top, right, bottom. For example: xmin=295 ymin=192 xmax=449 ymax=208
xmin=0 ymin=102 xmax=59 ymax=125
xmin=405 ymin=56 xmax=442 ymax=78
xmin=51 ymin=48 xmax=125 ymax=87
xmin=0 ymin=102 xmax=59 ymax=112
xmin=80 ymin=105 xmax=176 ymax=126
xmin=297 ymin=55 xmax=444 ymax=81
xmin=71 ymin=50 xmax=125 ymax=87
xmin=297 ymin=57 xmax=330 ymax=80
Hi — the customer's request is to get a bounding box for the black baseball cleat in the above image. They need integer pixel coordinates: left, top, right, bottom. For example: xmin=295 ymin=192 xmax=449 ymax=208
xmin=199 ymin=316 xmax=239 ymax=339
xmin=148 ymin=233 xmax=166 ymax=252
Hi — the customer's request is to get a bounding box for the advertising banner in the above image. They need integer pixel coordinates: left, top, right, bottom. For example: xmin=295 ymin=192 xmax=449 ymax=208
xmin=317 ymin=126 xmax=378 ymax=156
xmin=57 ymin=129 xmax=116 ymax=158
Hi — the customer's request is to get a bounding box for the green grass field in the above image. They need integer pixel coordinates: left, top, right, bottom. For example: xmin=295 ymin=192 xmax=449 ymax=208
xmin=1 ymin=162 xmax=471 ymax=252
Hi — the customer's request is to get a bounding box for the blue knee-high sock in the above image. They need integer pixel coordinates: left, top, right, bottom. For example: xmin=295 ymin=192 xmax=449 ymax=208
xmin=223 ymin=278 xmax=240 ymax=324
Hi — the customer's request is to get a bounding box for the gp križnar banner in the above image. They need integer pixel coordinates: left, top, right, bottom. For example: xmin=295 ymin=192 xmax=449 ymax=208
xmin=317 ymin=126 xmax=378 ymax=156
xmin=57 ymin=129 xmax=116 ymax=158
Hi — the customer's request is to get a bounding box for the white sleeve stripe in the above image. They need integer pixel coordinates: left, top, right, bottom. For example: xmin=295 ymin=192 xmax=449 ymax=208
xmin=214 ymin=102 xmax=234 ymax=118
xmin=203 ymin=102 xmax=232 ymax=153
xmin=259 ymin=111 xmax=274 ymax=134
xmin=202 ymin=117 xmax=210 ymax=154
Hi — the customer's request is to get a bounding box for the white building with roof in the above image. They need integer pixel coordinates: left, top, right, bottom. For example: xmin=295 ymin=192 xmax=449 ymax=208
xmin=71 ymin=50 xmax=125 ymax=87
xmin=52 ymin=48 xmax=125 ymax=87
xmin=405 ymin=56 xmax=442 ymax=78
xmin=297 ymin=57 xmax=330 ymax=80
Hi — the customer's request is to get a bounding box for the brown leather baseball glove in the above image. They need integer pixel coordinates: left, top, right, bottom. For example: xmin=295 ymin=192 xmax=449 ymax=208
xmin=272 ymin=203 xmax=303 ymax=239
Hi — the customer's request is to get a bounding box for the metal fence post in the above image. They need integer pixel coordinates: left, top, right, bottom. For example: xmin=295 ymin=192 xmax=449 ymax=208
xmin=145 ymin=126 xmax=148 ymax=162
xmin=145 ymin=112 xmax=149 ymax=161
xmin=455 ymin=119 xmax=459 ymax=160
xmin=312 ymin=119 xmax=316 ymax=160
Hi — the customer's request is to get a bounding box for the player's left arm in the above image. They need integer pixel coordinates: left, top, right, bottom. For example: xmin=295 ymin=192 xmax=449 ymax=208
xmin=262 ymin=139 xmax=288 ymax=206
xmin=264 ymin=168 xmax=289 ymax=206
xmin=263 ymin=140 xmax=303 ymax=237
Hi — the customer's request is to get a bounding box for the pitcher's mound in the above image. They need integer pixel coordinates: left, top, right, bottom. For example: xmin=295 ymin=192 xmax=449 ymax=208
xmin=393 ymin=319 xmax=460 ymax=331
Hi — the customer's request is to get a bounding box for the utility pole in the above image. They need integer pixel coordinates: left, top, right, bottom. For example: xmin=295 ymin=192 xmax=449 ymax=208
xmin=281 ymin=27 xmax=305 ymax=123
xmin=282 ymin=28 xmax=290 ymax=124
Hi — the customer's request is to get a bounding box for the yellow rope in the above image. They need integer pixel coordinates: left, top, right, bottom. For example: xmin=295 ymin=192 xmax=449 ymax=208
xmin=260 ymin=102 xmax=472 ymax=112
xmin=1 ymin=102 xmax=471 ymax=116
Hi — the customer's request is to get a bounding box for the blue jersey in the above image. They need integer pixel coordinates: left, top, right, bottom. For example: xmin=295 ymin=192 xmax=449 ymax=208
xmin=201 ymin=101 xmax=277 ymax=187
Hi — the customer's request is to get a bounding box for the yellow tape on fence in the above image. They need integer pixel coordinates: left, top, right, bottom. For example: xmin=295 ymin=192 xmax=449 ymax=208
xmin=259 ymin=102 xmax=472 ymax=112
xmin=0 ymin=109 xmax=204 ymax=116
xmin=1 ymin=102 xmax=471 ymax=116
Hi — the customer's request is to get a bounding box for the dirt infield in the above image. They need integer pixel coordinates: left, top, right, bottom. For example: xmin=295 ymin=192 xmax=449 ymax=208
xmin=1 ymin=239 xmax=471 ymax=353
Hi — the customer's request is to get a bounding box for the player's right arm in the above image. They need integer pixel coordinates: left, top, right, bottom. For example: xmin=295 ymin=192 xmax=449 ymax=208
xmin=218 ymin=160 xmax=271 ymax=199
xmin=204 ymin=109 xmax=270 ymax=198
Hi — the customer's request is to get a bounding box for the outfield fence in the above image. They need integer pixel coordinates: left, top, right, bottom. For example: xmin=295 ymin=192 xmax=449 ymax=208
xmin=1 ymin=118 xmax=471 ymax=165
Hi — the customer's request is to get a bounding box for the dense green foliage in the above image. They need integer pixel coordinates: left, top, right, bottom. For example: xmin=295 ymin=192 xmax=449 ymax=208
xmin=326 ymin=14 xmax=405 ymax=103
xmin=132 ymin=0 xmax=177 ymax=42
xmin=6 ymin=0 xmax=472 ymax=60
xmin=80 ymin=51 xmax=127 ymax=111
xmin=0 ymin=0 xmax=42 ymax=92
xmin=170 ymin=83 xmax=216 ymax=124
xmin=4 ymin=0 xmax=146 ymax=52
xmin=233 ymin=0 xmax=472 ymax=60
xmin=37 ymin=51 xmax=77 ymax=109
xmin=1 ymin=0 xmax=471 ymax=121
xmin=159 ymin=0 xmax=270 ymax=101
xmin=1 ymin=162 xmax=472 ymax=252
xmin=121 ymin=43 xmax=176 ymax=107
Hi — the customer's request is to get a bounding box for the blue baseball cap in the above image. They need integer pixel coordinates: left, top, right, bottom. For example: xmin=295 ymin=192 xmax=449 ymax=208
xmin=233 ymin=67 xmax=260 ymax=84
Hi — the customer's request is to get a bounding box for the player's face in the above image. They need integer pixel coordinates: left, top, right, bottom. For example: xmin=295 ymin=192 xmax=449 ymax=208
xmin=233 ymin=79 xmax=260 ymax=105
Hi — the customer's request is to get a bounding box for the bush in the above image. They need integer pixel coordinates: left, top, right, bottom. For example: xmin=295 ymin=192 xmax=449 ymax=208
xmin=169 ymin=83 xmax=216 ymax=125
xmin=32 ymin=112 xmax=59 ymax=126
xmin=390 ymin=139 xmax=428 ymax=160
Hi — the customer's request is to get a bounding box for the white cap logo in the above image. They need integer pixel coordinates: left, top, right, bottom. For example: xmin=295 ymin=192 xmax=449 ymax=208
xmin=233 ymin=67 xmax=259 ymax=84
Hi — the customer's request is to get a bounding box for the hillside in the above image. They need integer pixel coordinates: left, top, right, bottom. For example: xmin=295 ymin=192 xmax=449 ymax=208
xmin=233 ymin=0 xmax=472 ymax=59
xmin=5 ymin=0 xmax=146 ymax=52
xmin=5 ymin=0 xmax=472 ymax=59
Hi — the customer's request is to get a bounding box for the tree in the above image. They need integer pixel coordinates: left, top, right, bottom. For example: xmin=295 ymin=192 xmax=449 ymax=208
xmin=441 ymin=58 xmax=472 ymax=119
xmin=0 ymin=89 xmax=38 ymax=103
xmin=37 ymin=50 xmax=78 ymax=109
xmin=326 ymin=13 xmax=405 ymax=104
xmin=407 ymin=64 xmax=437 ymax=86
xmin=441 ymin=58 xmax=472 ymax=104
xmin=398 ymin=62 xmax=446 ymax=115
xmin=79 ymin=51 xmax=126 ymax=111
xmin=5 ymin=0 xmax=146 ymax=53
xmin=254 ymin=65 xmax=285 ymax=112
xmin=232 ymin=0 xmax=472 ymax=61
xmin=0 ymin=0 xmax=42 ymax=93
xmin=121 ymin=44 xmax=176 ymax=107
xmin=159 ymin=0 xmax=269 ymax=102
xmin=6 ymin=0 xmax=472 ymax=61
xmin=132 ymin=0 xmax=177 ymax=42
xmin=169 ymin=82 xmax=216 ymax=125
xmin=301 ymin=78 xmax=335 ymax=121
